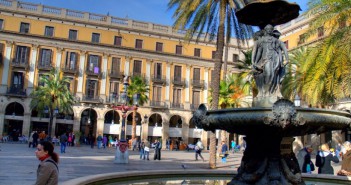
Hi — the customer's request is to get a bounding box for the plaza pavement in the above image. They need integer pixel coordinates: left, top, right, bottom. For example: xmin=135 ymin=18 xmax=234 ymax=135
xmin=0 ymin=142 xmax=342 ymax=185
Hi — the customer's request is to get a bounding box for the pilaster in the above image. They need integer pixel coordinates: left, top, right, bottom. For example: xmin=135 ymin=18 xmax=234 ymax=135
xmin=203 ymin=67 xmax=209 ymax=105
xmin=77 ymin=50 xmax=86 ymax=98
xmin=22 ymin=113 xmax=31 ymax=137
xmin=185 ymin=64 xmax=191 ymax=109
xmin=124 ymin=56 xmax=131 ymax=76
xmin=145 ymin=59 xmax=153 ymax=105
xmin=99 ymin=53 xmax=109 ymax=102
xmin=0 ymin=41 xmax=13 ymax=94
xmin=96 ymin=118 xmax=104 ymax=138
xmin=27 ymin=44 xmax=39 ymax=95
xmin=141 ymin=118 xmax=148 ymax=141
xmin=165 ymin=62 xmax=172 ymax=106
xmin=0 ymin=113 xmax=4 ymax=136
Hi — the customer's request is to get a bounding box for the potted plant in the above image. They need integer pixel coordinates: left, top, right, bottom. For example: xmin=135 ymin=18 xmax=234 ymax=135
xmin=74 ymin=131 xmax=82 ymax=147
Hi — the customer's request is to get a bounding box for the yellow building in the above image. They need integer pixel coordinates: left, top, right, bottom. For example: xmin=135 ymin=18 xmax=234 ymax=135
xmin=0 ymin=0 xmax=248 ymax=148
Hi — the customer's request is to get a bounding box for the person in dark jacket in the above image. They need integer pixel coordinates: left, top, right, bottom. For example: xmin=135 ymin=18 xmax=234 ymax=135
xmin=316 ymin=143 xmax=339 ymax=174
xmin=221 ymin=141 xmax=228 ymax=163
xmin=297 ymin=145 xmax=314 ymax=173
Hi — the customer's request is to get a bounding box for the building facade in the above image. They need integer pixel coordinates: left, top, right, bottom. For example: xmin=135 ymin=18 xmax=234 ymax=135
xmin=0 ymin=0 xmax=248 ymax=148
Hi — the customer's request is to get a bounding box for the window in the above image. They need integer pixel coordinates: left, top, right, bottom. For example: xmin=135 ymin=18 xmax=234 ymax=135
xmin=39 ymin=49 xmax=52 ymax=67
xmin=176 ymin=45 xmax=182 ymax=55
xmin=153 ymin=86 xmax=162 ymax=101
xmin=65 ymin=51 xmax=78 ymax=69
xmin=194 ymin=48 xmax=201 ymax=57
xmin=317 ymin=27 xmax=324 ymax=37
xmin=174 ymin=65 xmax=182 ymax=81
xmin=20 ymin=22 xmax=30 ymax=33
xmin=109 ymin=81 xmax=119 ymax=101
xmin=68 ymin=29 xmax=78 ymax=40
xmin=284 ymin=41 xmax=289 ymax=49
xmin=135 ymin=39 xmax=143 ymax=49
xmin=114 ymin=36 xmax=122 ymax=46
xmin=44 ymin=26 xmax=54 ymax=37
xmin=87 ymin=55 xmax=100 ymax=73
xmin=0 ymin=19 xmax=3 ymax=30
xmin=173 ymin=88 xmax=182 ymax=105
xmin=212 ymin=51 xmax=216 ymax=59
xmin=66 ymin=77 xmax=75 ymax=93
xmin=193 ymin=68 xmax=200 ymax=81
xmin=15 ymin=46 xmax=30 ymax=64
xmin=298 ymin=34 xmax=306 ymax=45
xmin=91 ymin=33 xmax=100 ymax=43
xmin=12 ymin=72 xmax=24 ymax=89
xmin=154 ymin=63 xmax=162 ymax=78
xmin=133 ymin=60 xmax=142 ymax=75
xmin=111 ymin=57 xmax=121 ymax=73
xmin=156 ymin=42 xmax=163 ymax=52
xmin=192 ymin=91 xmax=200 ymax=106
xmin=232 ymin=54 xmax=239 ymax=62
xmin=0 ymin=43 xmax=4 ymax=64
xmin=86 ymin=79 xmax=98 ymax=97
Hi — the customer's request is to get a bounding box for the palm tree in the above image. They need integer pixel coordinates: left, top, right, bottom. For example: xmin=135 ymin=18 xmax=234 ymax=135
xmin=299 ymin=0 xmax=351 ymax=106
xmin=30 ymin=68 xmax=75 ymax=139
xmin=168 ymin=0 xmax=253 ymax=169
xmin=127 ymin=76 xmax=150 ymax=140
xmin=234 ymin=49 xmax=257 ymax=98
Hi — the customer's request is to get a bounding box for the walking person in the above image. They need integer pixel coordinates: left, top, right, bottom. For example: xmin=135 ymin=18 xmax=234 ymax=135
xmin=231 ymin=140 xmax=236 ymax=153
xmin=96 ymin=134 xmax=102 ymax=149
xmin=139 ymin=139 xmax=145 ymax=159
xmin=34 ymin=141 xmax=59 ymax=185
xmin=297 ymin=145 xmax=315 ymax=173
xmin=337 ymin=141 xmax=351 ymax=176
xmin=153 ymin=139 xmax=161 ymax=160
xmin=316 ymin=143 xmax=339 ymax=174
xmin=90 ymin=135 xmax=95 ymax=149
xmin=28 ymin=131 xmax=34 ymax=148
xmin=220 ymin=141 xmax=229 ymax=163
xmin=195 ymin=139 xmax=205 ymax=161
xmin=102 ymin=135 xmax=108 ymax=149
xmin=143 ymin=139 xmax=150 ymax=160
xmin=32 ymin=131 xmax=39 ymax=148
xmin=60 ymin=133 xmax=67 ymax=154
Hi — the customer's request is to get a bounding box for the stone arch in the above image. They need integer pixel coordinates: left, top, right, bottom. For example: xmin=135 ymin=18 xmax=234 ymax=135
xmin=148 ymin=113 xmax=163 ymax=127
xmin=189 ymin=117 xmax=196 ymax=128
xmin=104 ymin=109 xmax=121 ymax=124
xmin=80 ymin=108 xmax=98 ymax=137
xmin=5 ymin=102 xmax=25 ymax=116
xmin=126 ymin=111 xmax=142 ymax=125
xmin=169 ymin=114 xmax=183 ymax=128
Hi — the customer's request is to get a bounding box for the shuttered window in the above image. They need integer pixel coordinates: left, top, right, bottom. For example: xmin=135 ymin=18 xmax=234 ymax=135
xmin=65 ymin=51 xmax=78 ymax=69
xmin=133 ymin=60 xmax=142 ymax=75
xmin=111 ymin=57 xmax=121 ymax=73
xmin=193 ymin=68 xmax=200 ymax=81
xmin=39 ymin=49 xmax=53 ymax=66
xmin=174 ymin=65 xmax=182 ymax=81
xmin=154 ymin=63 xmax=162 ymax=78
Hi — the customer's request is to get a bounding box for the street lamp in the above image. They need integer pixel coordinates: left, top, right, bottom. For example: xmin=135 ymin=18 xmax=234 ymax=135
xmin=294 ymin=94 xmax=301 ymax=107
xmin=113 ymin=75 xmax=140 ymax=164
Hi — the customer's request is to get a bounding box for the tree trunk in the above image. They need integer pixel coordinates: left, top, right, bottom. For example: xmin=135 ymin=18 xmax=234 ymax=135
xmin=132 ymin=108 xmax=137 ymax=140
xmin=48 ymin=109 xmax=53 ymax=141
xmin=209 ymin=0 xmax=226 ymax=169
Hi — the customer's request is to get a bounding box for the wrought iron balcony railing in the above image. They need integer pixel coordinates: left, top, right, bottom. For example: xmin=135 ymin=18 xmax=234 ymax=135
xmin=11 ymin=59 xmax=29 ymax=70
xmin=37 ymin=63 xmax=53 ymax=71
xmin=170 ymin=102 xmax=184 ymax=109
xmin=109 ymin=70 xmax=124 ymax=79
xmin=85 ymin=68 xmax=102 ymax=78
xmin=151 ymin=75 xmax=166 ymax=85
xmin=190 ymin=104 xmax=200 ymax=111
xmin=150 ymin=100 xmax=168 ymax=108
xmin=191 ymin=79 xmax=205 ymax=89
xmin=172 ymin=77 xmax=186 ymax=87
xmin=6 ymin=85 xmax=27 ymax=97
xmin=61 ymin=66 xmax=78 ymax=75
xmin=81 ymin=95 xmax=103 ymax=103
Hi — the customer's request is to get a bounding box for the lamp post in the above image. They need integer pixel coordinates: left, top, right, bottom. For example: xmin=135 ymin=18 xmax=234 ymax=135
xmin=294 ymin=94 xmax=301 ymax=107
xmin=113 ymin=76 xmax=139 ymax=164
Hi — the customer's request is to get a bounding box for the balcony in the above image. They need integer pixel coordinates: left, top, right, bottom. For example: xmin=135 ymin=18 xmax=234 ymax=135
xmin=109 ymin=70 xmax=124 ymax=80
xmin=150 ymin=100 xmax=168 ymax=108
xmin=61 ymin=66 xmax=78 ymax=75
xmin=151 ymin=75 xmax=166 ymax=85
xmin=170 ymin=102 xmax=184 ymax=109
xmin=172 ymin=77 xmax=186 ymax=87
xmin=131 ymin=72 xmax=148 ymax=82
xmin=86 ymin=68 xmax=102 ymax=78
xmin=192 ymin=79 xmax=205 ymax=89
xmin=81 ymin=95 xmax=103 ymax=103
xmin=190 ymin=104 xmax=200 ymax=111
xmin=37 ymin=63 xmax=53 ymax=71
xmin=6 ymin=85 xmax=27 ymax=97
xmin=11 ymin=59 xmax=29 ymax=70
xmin=105 ymin=94 xmax=123 ymax=105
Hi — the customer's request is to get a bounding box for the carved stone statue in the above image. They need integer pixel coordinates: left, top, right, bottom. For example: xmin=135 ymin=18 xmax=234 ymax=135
xmin=252 ymin=24 xmax=289 ymax=106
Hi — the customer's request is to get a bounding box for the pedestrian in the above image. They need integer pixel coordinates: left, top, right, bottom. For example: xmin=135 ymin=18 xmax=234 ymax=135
xmin=96 ymin=134 xmax=102 ymax=149
xmin=231 ymin=140 xmax=236 ymax=153
xmin=143 ymin=140 xmax=150 ymax=160
xmin=39 ymin=131 xmax=46 ymax=142
xmin=337 ymin=141 xmax=351 ymax=176
xmin=153 ymin=139 xmax=161 ymax=160
xmin=132 ymin=138 xmax=137 ymax=151
xmin=102 ymin=135 xmax=108 ymax=149
xmin=220 ymin=141 xmax=229 ymax=163
xmin=139 ymin=139 xmax=145 ymax=159
xmin=32 ymin=131 xmax=39 ymax=148
xmin=297 ymin=145 xmax=315 ymax=173
xmin=28 ymin=131 xmax=34 ymax=148
xmin=166 ymin=138 xmax=171 ymax=150
xmin=90 ymin=135 xmax=95 ymax=149
xmin=316 ymin=143 xmax=339 ymax=174
xmin=34 ymin=141 xmax=59 ymax=185
xmin=67 ymin=133 xmax=72 ymax=147
xmin=108 ymin=135 xmax=113 ymax=147
xmin=195 ymin=139 xmax=205 ymax=161
xmin=60 ymin=133 xmax=67 ymax=154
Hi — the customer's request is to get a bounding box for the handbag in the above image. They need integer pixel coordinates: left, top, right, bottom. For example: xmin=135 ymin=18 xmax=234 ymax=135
xmin=309 ymin=162 xmax=315 ymax=171
xmin=144 ymin=146 xmax=150 ymax=152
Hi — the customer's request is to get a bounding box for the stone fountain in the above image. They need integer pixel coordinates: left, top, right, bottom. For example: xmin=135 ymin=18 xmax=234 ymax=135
xmin=194 ymin=1 xmax=351 ymax=185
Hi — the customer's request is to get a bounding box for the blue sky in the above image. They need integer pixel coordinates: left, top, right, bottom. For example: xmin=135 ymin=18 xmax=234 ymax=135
xmin=22 ymin=0 xmax=309 ymax=26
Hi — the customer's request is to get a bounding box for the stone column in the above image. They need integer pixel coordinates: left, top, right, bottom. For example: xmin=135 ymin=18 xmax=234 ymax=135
xmin=145 ymin=59 xmax=152 ymax=106
xmin=73 ymin=115 xmax=81 ymax=133
xmin=161 ymin=117 xmax=169 ymax=150
xmin=202 ymin=131 xmax=209 ymax=151
xmin=0 ymin=41 xmax=13 ymax=94
xmin=165 ymin=62 xmax=172 ymax=106
xmin=182 ymin=121 xmax=189 ymax=145
xmin=141 ymin=117 xmax=149 ymax=141
xmin=27 ymin=44 xmax=39 ymax=95
xmin=124 ymin=56 xmax=131 ymax=76
xmin=203 ymin=67 xmax=209 ymax=106
xmin=99 ymin=53 xmax=108 ymax=102
xmin=0 ymin=112 xmax=5 ymax=136
xmin=22 ymin=113 xmax=31 ymax=137
xmin=55 ymin=47 xmax=63 ymax=71
xmin=185 ymin=65 xmax=191 ymax=110
xmin=77 ymin=51 xmax=86 ymax=99
xmin=96 ymin=118 xmax=104 ymax=138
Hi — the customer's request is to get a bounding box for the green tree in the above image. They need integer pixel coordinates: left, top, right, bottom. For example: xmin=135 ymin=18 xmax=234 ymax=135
xmin=30 ymin=68 xmax=75 ymax=139
xmin=300 ymin=0 xmax=351 ymax=106
xmin=127 ymin=76 xmax=150 ymax=140
xmin=168 ymin=0 xmax=253 ymax=168
xmin=234 ymin=49 xmax=257 ymax=98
